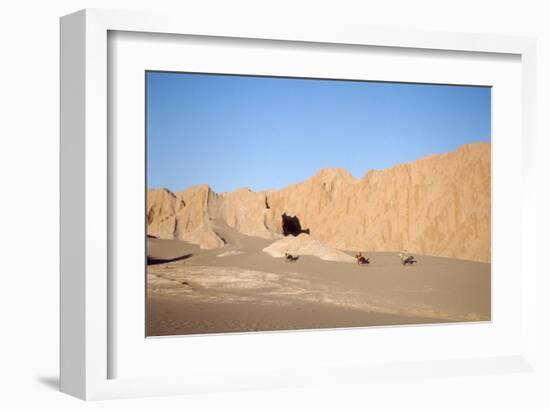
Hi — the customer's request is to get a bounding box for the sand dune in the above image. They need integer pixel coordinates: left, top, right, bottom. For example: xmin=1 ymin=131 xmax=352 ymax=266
xmin=147 ymin=222 xmax=490 ymax=336
xmin=262 ymin=233 xmax=355 ymax=263
xmin=147 ymin=142 xmax=491 ymax=262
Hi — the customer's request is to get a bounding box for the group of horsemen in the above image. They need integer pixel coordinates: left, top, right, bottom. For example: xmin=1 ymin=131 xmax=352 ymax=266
xmin=283 ymin=251 xmax=417 ymax=265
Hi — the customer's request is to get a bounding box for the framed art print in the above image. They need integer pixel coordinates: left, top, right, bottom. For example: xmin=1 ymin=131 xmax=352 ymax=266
xmin=60 ymin=9 xmax=539 ymax=400
xmin=145 ymin=71 xmax=492 ymax=337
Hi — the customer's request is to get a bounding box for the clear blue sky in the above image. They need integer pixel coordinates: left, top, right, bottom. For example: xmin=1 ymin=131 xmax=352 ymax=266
xmin=147 ymin=71 xmax=491 ymax=193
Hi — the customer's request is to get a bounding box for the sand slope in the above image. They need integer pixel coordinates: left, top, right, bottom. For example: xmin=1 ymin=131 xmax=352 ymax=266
xmin=147 ymin=222 xmax=491 ymax=336
xmin=262 ymin=233 xmax=356 ymax=263
xmin=147 ymin=142 xmax=490 ymax=262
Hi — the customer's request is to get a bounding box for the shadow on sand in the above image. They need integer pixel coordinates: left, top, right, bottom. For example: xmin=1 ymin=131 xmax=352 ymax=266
xmin=147 ymin=254 xmax=193 ymax=266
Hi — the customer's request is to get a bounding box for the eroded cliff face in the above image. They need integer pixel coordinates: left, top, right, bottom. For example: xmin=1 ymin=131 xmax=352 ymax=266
xmin=147 ymin=142 xmax=491 ymax=261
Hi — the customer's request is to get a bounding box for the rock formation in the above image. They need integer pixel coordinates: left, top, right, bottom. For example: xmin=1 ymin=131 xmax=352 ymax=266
xmin=147 ymin=142 xmax=491 ymax=262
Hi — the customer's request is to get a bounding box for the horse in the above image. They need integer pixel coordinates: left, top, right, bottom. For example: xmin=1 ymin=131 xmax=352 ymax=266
xmin=398 ymin=251 xmax=417 ymax=266
xmin=355 ymin=252 xmax=370 ymax=265
xmin=284 ymin=251 xmax=299 ymax=263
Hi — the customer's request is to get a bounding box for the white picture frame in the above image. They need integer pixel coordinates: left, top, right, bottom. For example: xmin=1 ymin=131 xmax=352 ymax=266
xmin=60 ymin=8 xmax=539 ymax=401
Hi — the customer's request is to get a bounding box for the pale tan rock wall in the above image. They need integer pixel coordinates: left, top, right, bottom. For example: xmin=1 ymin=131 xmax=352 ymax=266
xmin=147 ymin=142 xmax=491 ymax=262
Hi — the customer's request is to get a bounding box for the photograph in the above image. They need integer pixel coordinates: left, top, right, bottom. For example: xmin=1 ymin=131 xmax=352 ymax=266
xmin=145 ymin=71 xmax=491 ymax=337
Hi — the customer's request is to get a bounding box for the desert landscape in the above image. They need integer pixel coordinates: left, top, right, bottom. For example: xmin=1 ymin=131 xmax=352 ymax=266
xmin=146 ymin=142 xmax=491 ymax=336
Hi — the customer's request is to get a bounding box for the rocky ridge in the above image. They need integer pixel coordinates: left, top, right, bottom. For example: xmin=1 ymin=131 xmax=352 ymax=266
xmin=147 ymin=142 xmax=491 ymax=262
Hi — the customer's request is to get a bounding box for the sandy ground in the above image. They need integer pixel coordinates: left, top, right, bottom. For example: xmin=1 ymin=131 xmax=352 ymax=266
xmin=147 ymin=221 xmax=491 ymax=336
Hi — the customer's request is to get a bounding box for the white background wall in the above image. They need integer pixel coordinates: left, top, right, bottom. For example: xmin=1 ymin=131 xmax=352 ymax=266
xmin=1 ymin=1 xmax=548 ymax=408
